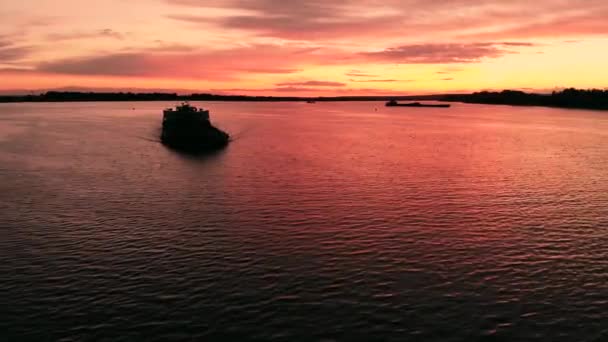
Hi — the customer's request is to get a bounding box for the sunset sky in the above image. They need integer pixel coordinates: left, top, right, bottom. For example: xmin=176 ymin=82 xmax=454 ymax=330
xmin=1 ymin=0 xmax=608 ymax=95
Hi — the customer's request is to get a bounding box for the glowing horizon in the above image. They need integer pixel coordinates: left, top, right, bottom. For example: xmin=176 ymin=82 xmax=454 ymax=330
xmin=1 ymin=0 xmax=608 ymax=96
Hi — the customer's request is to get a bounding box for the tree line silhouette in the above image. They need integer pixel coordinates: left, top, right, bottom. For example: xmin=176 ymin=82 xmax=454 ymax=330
xmin=0 ymin=91 xmax=439 ymax=103
xmin=1 ymin=88 xmax=606 ymax=110
xmin=442 ymin=88 xmax=608 ymax=110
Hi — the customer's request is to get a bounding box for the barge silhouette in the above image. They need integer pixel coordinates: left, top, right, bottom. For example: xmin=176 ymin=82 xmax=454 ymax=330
xmin=161 ymin=103 xmax=229 ymax=152
xmin=386 ymin=100 xmax=451 ymax=108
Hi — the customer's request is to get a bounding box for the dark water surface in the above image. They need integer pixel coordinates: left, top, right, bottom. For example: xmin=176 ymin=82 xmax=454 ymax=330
xmin=1 ymin=102 xmax=608 ymax=341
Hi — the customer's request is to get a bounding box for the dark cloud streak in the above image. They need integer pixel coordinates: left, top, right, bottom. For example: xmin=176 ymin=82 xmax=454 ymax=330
xmin=361 ymin=43 xmax=512 ymax=64
xmin=276 ymin=81 xmax=346 ymax=87
xmin=46 ymin=29 xmax=125 ymax=41
xmin=350 ymin=79 xmax=409 ymax=83
xmin=346 ymin=70 xmax=380 ymax=77
xmin=0 ymin=37 xmax=33 ymax=63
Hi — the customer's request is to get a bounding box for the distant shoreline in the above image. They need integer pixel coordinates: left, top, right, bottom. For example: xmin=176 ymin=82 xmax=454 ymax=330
xmin=1 ymin=88 xmax=606 ymax=110
xmin=0 ymin=92 xmax=444 ymax=103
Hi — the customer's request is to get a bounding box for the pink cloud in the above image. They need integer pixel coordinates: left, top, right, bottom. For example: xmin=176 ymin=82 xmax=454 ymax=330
xmin=30 ymin=41 xmax=530 ymax=80
xmin=167 ymin=0 xmax=608 ymax=41
xmin=466 ymin=9 xmax=608 ymax=39
xmin=23 ymin=39 xmax=538 ymax=81
xmin=35 ymin=44 xmax=326 ymax=79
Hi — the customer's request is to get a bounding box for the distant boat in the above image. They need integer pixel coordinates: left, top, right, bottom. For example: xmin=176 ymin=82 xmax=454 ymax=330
xmin=306 ymin=100 xmax=316 ymax=104
xmin=386 ymin=100 xmax=450 ymax=108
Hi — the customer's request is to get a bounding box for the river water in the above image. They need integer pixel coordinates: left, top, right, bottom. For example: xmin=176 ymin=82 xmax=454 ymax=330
xmin=1 ymin=101 xmax=608 ymax=341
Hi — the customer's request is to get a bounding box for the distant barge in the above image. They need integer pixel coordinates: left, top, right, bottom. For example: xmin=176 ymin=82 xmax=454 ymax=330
xmin=386 ymin=100 xmax=451 ymax=108
xmin=161 ymin=103 xmax=229 ymax=152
